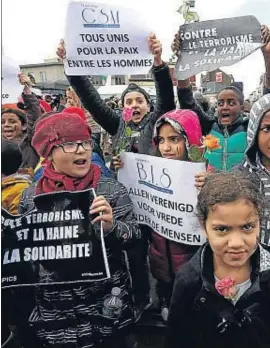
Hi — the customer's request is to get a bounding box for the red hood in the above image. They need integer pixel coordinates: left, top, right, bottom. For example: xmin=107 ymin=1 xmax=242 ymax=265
xmin=153 ymin=109 xmax=202 ymax=147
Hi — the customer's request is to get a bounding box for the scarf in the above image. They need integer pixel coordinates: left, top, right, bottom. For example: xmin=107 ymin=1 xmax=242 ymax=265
xmin=35 ymin=162 xmax=101 ymax=195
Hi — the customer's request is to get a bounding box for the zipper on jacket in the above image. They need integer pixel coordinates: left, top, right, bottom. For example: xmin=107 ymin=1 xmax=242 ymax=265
xmin=222 ymin=126 xmax=229 ymax=171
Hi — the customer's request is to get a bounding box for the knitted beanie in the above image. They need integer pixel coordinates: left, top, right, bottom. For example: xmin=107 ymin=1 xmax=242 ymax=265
xmin=32 ymin=112 xmax=91 ymax=158
xmin=121 ymin=83 xmax=150 ymax=106
xmin=64 ymin=107 xmax=86 ymax=120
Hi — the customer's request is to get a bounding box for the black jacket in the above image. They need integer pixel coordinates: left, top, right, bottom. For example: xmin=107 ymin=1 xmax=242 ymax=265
xmin=166 ymin=243 xmax=270 ymax=348
xmin=19 ymin=93 xmax=41 ymax=169
xmin=67 ymin=64 xmax=175 ymax=156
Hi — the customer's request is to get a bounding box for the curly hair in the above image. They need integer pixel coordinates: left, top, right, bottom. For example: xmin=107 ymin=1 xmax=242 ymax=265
xmin=197 ymin=171 xmax=263 ymax=223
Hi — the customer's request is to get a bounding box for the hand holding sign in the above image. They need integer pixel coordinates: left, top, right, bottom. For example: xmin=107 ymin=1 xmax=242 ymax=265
xmin=112 ymin=155 xmax=124 ymax=171
xmin=148 ymin=33 xmax=163 ymax=66
xmin=90 ymin=196 xmax=113 ymax=232
xmin=194 ymin=172 xmax=208 ymax=190
xmin=171 ymin=32 xmax=181 ymax=57
xmin=261 ymin=25 xmax=270 ymax=56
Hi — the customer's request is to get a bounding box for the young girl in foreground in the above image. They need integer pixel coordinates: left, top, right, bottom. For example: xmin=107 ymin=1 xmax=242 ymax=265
xmin=166 ymin=172 xmax=270 ymax=348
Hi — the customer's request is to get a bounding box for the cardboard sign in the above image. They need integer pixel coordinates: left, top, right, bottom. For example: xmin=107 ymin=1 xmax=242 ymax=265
xmin=174 ymin=16 xmax=262 ymax=80
xmin=2 ymin=189 xmax=110 ymax=289
xmin=64 ymin=1 xmax=153 ymax=75
xmin=118 ymin=153 xmax=206 ymax=246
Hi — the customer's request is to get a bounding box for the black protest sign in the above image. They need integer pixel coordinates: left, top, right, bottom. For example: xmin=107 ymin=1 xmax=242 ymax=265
xmin=2 ymin=189 xmax=110 ymax=289
xmin=174 ymin=16 xmax=262 ymax=80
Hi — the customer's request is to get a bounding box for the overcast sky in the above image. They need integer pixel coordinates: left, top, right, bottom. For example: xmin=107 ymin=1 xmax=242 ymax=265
xmin=2 ymin=0 xmax=270 ymax=96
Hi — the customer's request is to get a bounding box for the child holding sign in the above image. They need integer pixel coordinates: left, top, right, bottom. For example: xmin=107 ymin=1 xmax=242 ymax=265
xmin=114 ymin=109 xmax=206 ymax=321
xmin=173 ymin=25 xmax=270 ymax=171
xmin=56 ymin=34 xmax=175 ymax=160
xmin=16 ymin=111 xmax=141 ymax=348
xmin=166 ymin=172 xmax=270 ymax=348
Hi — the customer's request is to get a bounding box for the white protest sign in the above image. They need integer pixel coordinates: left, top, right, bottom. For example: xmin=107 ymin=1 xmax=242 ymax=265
xmin=118 ymin=153 xmax=206 ymax=246
xmin=64 ymin=1 xmax=154 ymax=75
xmin=2 ymin=55 xmax=23 ymax=104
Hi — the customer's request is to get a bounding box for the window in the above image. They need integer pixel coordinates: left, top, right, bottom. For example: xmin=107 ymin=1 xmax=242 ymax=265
xmin=115 ymin=75 xmax=125 ymax=85
xmin=40 ymin=72 xmax=47 ymax=82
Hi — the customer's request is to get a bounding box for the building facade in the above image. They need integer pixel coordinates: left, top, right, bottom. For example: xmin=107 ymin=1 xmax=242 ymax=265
xmin=20 ymin=58 xmax=128 ymax=90
xmin=200 ymin=69 xmax=234 ymax=96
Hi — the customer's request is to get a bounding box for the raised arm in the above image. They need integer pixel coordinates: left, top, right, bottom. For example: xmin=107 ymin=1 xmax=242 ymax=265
xmin=177 ymin=81 xmax=214 ymax=135
xmin=171 ymin=33 xmax=214 ymax=135
xmin=149 ymin=34 xmax=175 ymax=124
xmin=262 ymin=25 xmax=270 ymax=95
xmin=56 ymin=40 xmax=120 ymax=136
xmin=66 ymin=75 xmax=121 ymax=136
xmin=19 ymin=74 xmax=42 ymax=141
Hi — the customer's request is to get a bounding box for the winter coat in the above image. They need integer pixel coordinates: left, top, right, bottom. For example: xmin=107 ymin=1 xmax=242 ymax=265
xmin=149 ymin=110 xmax=202 ymax=283
xmin=67 ymin=64 xmax=175 ymax=156
xmin=19 ymin=93 xmax=41 ymax=169
xmin=166 ymin=243 xmax=270 ymax=348
xmin=16 ymin=176 xmax=141 ymax=348
xmin=2 ymin=169 xmax=32 ymax=214
xmin=235 ymin=93 xmax=270 ymax=249
xmin=177 ymin=86 xmax=248 ymax=171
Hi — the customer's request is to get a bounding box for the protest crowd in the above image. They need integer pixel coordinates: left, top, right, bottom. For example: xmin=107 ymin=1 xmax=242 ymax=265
xmin=1 ymin=2 xmax=270 ymax=348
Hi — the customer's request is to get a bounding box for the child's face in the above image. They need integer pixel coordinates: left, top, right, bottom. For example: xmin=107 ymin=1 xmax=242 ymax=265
xmin=258 ymin=110 xmax=270 ymax=161
xmin=1 ymin=113 xmax=24 ymax=140
xmin=217 ymin=90 xmax=243 ymax=126
xmin=204 ymin=199 xmax=259 ymax=269
xmin=123 ymin=92 xmax=150 ymax=124
xmin=157 ymin=123 xmax=187 ymax=161
xmin=51 ymin=140 xmax=92 ymax=178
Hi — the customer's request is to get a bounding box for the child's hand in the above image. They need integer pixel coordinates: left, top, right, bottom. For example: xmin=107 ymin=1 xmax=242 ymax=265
xmin=90 ymin=196 xmax=113 ymax=232
xmin=56 ymin=39 xmax=66 ymax=60
xmin=261 ymin=25 xmax=270 ymax=57
xmin=171 ymin=32 xmax=182 ymax=57
xmin=148 ymin=33 xmax=163 ymax=66
xmin=112 ymin=155 xmax=124 ymax=171
xmin=194 ymin=172 xmax=207 ymax=190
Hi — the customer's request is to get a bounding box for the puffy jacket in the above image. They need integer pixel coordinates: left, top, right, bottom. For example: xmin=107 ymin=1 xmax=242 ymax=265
xmin=15 ymin=176 xmax=141 ymax=348
xmin=177 ymin=86 xmax=248 ymax=171
xmin=67 ymin=64 xmax=175 ymax=156
xmin=166 ymin=243 xmax=270 ymax=348
xmin=149 ymin=110 xmax=202 ymax=283
xmin=235 ymin=93 xmax=270 ymax=250
xmin=2 ymin=169 xmax=32 ymax=214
